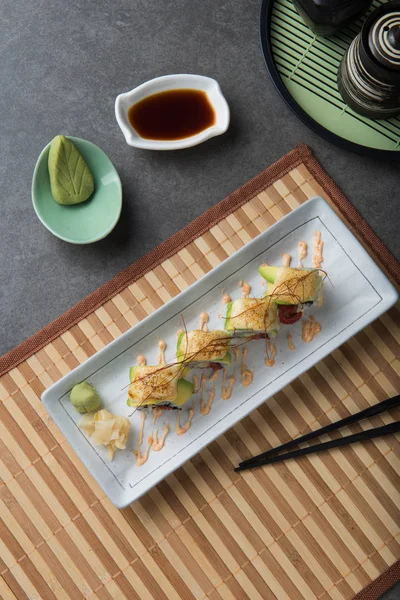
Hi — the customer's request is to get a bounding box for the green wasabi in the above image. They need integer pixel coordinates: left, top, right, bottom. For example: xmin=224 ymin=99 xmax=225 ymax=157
xmin=70 ymin=382 xmax=101 ymax=414
xmin=48 ymin=135 xmax=94 ymax=205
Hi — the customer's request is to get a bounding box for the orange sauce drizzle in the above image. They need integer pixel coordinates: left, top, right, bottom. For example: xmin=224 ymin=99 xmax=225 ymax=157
xmin=200 ymin=388 xmax=215 ymax=415
xmin=135 ymin=412 xmax=152 ymax=466
xmin=175 ymin=407 xmax=194 ymax=434
xmin=137 ymin=354 xmax=146 ymax=366
xmin=152 ymin=423 xmax=169 ymax=452
xmin=264 ymin=341 xmax=277 ymax=367
xmin=298 ymin=241 xmax=307 ymax=267
xmin=313 ymin=231 xmax=324 ymax=269
xmin=193 ymin=375 xmax=200 ymax=394
xmin=302 ymin=316 xmax=321 ymax=343
xmin=158 ymin=340 xmax=166 ymax=365
xmin=240 ymin=281 xmax=251 ymax=298
xmin=287 ymin=333 xmax=295 ymax=351
xmin=199 ymin=312 xmax=209 ymax=332
xmin=209 ymin=369 xmax=220 ymax=383
xmin=152 ymin=406 xmax=163 ymax=424
xmin=221 ymin=369 xmax=236 ymax=400
xmin=136 ymin=436 xmax=153 ymax=466
xmin=241 ymin=347 xmax=254 ymax=386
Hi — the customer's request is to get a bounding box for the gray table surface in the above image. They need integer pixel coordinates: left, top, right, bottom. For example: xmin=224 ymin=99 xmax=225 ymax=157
xmin=1 ymin=1 xmax=399 ymax=597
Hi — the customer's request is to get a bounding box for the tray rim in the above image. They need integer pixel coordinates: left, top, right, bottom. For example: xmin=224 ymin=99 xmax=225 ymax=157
xmin=259 ymin=0 xmax=400 ymax=159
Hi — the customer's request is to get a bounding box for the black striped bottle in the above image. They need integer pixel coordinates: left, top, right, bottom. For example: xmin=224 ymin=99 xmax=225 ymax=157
xmin=338 ymin=1 xmax=400 ymax=118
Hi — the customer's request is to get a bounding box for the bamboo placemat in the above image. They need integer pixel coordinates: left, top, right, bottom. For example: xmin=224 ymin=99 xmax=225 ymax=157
xmin=0 ymin=144 xmax=399 ymax=600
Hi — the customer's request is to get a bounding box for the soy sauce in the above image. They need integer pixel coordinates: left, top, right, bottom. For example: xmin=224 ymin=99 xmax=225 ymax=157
xmin=127 ymin=89 xmax=216 ymax=141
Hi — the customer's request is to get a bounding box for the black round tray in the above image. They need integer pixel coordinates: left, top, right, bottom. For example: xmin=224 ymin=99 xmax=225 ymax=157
xmin=260 ymin=0 xmax=400 ymax=158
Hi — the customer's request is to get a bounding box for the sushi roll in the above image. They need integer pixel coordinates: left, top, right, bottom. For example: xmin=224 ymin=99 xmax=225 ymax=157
xmin=258 ymin=265 xmax=324 ymax=324
xmin=127 ymin=364 xmax=193 ymax=409
xmin=176 ymin=330 xmax=232 ymax=368
xmin=224 ymin=297 xmax=279 ymax=338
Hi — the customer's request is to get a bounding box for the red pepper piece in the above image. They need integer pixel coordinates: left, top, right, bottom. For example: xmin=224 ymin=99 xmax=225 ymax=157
xmin=278 ymin=304 xmax=303 ymax=325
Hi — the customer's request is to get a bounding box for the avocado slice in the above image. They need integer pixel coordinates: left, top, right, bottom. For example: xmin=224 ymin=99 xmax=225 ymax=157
xmin=175 ymin=379 xmax=194 ymax=407
xmin=224 ymin=302 xmax=233 ymax=331
xmin=258 ymin=265 xmax=278 ymax=283
xmin=220 ymin=352 xmax=231 ymax=366
xmin=129 ymin=366 xmax=138 ymax=382
xmin=176 ymin=332 xmax=185 ymax=362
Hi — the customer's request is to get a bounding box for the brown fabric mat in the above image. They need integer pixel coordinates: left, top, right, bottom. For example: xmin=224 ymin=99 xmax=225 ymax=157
xmin=0 ymin=143 xmax=399 ymax=600
xmin=354 ymin=561 xmax=400 ymax=599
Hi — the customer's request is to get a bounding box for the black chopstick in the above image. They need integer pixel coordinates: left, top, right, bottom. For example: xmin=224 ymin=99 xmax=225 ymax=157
xmin=234 ymin=421 xmax=400 ymax=472
xmin=237 ymin=394 xmax=400 ymax=469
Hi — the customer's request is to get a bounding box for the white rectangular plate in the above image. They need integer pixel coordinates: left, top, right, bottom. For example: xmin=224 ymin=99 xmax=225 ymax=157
xmin=42 ymin=197 xmax=398 ymax=508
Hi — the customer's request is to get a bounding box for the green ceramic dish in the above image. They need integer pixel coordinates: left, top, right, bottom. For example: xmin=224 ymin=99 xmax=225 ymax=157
xmin=32 ymin=136 xmax=122 ymax=244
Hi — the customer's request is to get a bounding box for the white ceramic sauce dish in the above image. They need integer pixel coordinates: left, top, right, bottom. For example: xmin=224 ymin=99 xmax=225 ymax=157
xmin=115 ymin=74 xmax=230 ymax=150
